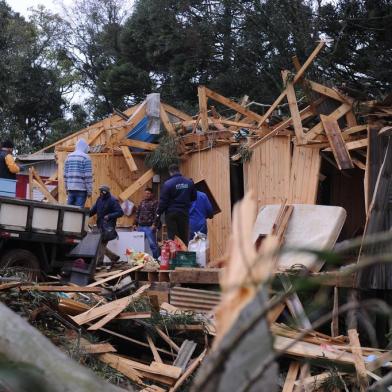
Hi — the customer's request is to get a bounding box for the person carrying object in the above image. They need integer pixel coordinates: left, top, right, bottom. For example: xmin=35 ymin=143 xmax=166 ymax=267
xmin=0 ymin=140 xmax=20 ymax=181
xmin=134 ymin=187 xmax=159 ymax=259
xmin=89 ymin=185 xmax=124 ymax=264
xmin=156 ymin=163 xmax=196 ymax=245
xmin=64 ymin=139 xmax=92 ymax=208
xmin=189 ymin=190 xmax=213 ymax=239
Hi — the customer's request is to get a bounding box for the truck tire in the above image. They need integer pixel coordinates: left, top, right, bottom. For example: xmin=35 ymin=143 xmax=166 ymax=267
xmin=0 ymin=249 xmax=41 ymax=281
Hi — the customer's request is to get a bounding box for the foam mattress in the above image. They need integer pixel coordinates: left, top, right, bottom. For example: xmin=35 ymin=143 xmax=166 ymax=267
xmin=252 ymin=204 xmax=347 ymax=272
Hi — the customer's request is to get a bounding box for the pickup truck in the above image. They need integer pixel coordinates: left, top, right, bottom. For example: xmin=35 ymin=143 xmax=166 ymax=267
xmin=0 ymin=196 xmax=98 ymax=280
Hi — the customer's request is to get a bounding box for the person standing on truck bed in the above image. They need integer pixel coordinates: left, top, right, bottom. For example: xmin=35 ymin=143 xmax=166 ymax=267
xmin=0 ymin=140 xmax=20 ymax=180
xmin=64 ymin=139 xmax=92 ymax=208
xmin=156 ymin=163 xmax=197 ymax=245
xmin=89 ymin=185 xmax=124 ymax=264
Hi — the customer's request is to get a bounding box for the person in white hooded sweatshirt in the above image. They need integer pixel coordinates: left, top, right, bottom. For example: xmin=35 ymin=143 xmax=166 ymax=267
xmin=64 ymin=139 xmax=93 ymax=208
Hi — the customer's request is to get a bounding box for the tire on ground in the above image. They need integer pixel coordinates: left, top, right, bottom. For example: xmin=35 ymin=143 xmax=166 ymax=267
xmin=0 ymin=249 xmax=41 ymax=281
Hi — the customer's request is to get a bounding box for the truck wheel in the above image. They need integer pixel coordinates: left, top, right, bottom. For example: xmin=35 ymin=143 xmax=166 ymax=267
xmin=0 ymin=249 xmax=41 ymax=281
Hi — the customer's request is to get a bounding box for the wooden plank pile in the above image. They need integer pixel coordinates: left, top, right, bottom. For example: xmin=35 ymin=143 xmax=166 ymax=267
xmin=0 ymin=264 xmax=219 ymax=391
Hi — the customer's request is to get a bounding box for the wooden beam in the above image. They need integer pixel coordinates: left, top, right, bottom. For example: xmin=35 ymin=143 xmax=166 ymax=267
xmin=283 ymin=70 xmax=305 ymax=144
xmin=348 ymin=329 xmax=369 ymax=391
xmin=169 ymin=350 xmax=206 ymax=392
xmin=121 ymin=146 xmax=138 ymax=172
xmin=346 ymin=110 xmax=358 ymax=127
xmin=72 ymin=285 xmax=150 ymax=326
xmin=282 ymin=362 xmax=300 ymax=392
xmin=87 ymin=127 xmax=106 ymax=146
xmin=99 ymin=353 xmax=144 ymax=385
xmin=160 ymin=105 xmax=176 ymax=135
xmin=88 ymin=265 xmax=143 ymax=287
xmin=228 ymin=95 xmax=249 ymax=131
xmin=31 ymin=169 xmax=58 ymax=204
xmin=232 ymin=104 xmax=317 ymax=160
xmin=323 ymin=138 xmax=368 ymax=152
xmin=307 ymin=80 xmax=354 ymax=104
xmin=321 ymin=114 xmax=354 ymax=170
xmin=204 ymin=87 xmax=263 ymax=123
xmin=352 ymin=158 xmax=366 ymax=170
xmin=331 ymin=286 xmax=339 ymax=337
xmin=155 ymin=327 xmax=180 ymax=352
xmin=118 ymin=169 xmax=155 ymax=202
xmin=120 ymin=139 xmax=158 ymax=151
xmin=161 ymin=103 xmax=192 ymax=121
xmin=28 ymin=167 xmax=33 ymax=199
xmin=20 ymin=285 xmax=102 ymax=293
xmin=305 ymin=103 xmax=352 ymax=141
xmin=198 ymin=86 xmax=209 ymax=132
xmin=146 ymin=334 xmax=163 ymax=363
xmin=180 ymin=118 xmax=257 ymax=129
xmin=257 ymin=41 xmax=326 ymax=128
xmin=99 ymin=327 xmax=175 ymax=357
xmin=342 ymin=125 xmax=367 ymax=136
xmin=82 ymin=343 xmax=117 ymax=355
xmin=57 ymin=151 xmax=67 ymax=204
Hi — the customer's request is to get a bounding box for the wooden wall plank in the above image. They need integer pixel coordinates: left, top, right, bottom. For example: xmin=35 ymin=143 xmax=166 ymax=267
xmin=181 ymin=146 xmax=231 ymax=262
xmin=289 ymin=146 xmax=321 ymax=204
xmin=244 ymin=136 xmax=291 ymax=209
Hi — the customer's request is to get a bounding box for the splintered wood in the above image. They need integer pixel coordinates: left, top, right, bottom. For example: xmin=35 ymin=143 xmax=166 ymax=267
xmin=214 ymin=192 xmax=278 ymax=347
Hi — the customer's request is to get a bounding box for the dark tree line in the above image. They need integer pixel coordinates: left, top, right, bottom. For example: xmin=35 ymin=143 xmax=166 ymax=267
xmin=1 ymin=0 xmax=391 ymax=152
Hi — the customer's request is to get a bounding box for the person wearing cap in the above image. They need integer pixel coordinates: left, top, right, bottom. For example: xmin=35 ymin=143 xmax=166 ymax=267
xmin=64 ymin=139 xmax=92 ymax=208
xmin=89 ymin=185 xmax=124 ymax=264
xmin=0 ymin=140 xmax=20 ymax=181
xmin=156 ymin=163 xmax=196 ymax=245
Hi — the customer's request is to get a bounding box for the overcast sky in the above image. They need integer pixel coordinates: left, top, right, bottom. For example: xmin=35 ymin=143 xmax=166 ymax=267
xmin=8 ymin=0 xmax=70 ymax=18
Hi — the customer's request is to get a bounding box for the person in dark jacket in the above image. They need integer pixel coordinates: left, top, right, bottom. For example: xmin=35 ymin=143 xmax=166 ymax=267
xmin=156 ymin=163 xmax=196 ymax=245
xmin=89 ymin=185 xmax=124 ymax=263
xmin=189 ymin=190 xmax=214 ymax=239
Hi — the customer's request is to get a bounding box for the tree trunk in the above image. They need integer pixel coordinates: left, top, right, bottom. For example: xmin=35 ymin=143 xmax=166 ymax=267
xmin=0 ymin=302 xmax=130 ymax=392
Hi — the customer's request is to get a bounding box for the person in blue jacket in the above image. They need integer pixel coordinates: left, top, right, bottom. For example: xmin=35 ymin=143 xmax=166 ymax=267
xmin=189 ymin=191 xmax=214 ymax=239
xmin=89 ymin=185 xmax=124 ymax=263
xmin=156 ymin=163 xmax=196 ymax=245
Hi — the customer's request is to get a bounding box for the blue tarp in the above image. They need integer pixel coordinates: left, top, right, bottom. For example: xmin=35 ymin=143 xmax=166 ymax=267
xmin=126 ymin=116 xmax=159 ymax=151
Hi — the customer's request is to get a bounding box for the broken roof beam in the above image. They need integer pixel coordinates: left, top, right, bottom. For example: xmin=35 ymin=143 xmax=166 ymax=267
xmin=120 ymin=139 xmax=158 ymax=151
xmin=198 ymin=86 xmax=209 ymax=132
xmin=304 ymin=102 xmax=352 ymax=141
xmin=204 ymin=87 xmax=264 ymax=123
xmin=321 ymin=114 xmax=354 ymax=170
xmin=232 ymin=103 xmax=319 ymax=160
xmin=228 ymin=95 xmax=249 ymax=131
xmin=161 ymin=103 xmax=192 ymax=121
xmin=257 ymin=41 xmax=326 ymax=128
xmin=282 ymin=70 xmax=306 ymax=145
xmin=160 ymin=104 xmax=176 ymax=135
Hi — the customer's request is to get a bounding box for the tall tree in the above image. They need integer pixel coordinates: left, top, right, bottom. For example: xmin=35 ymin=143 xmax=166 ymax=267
xmin=0 ymin=1 xmax=65 ymax=152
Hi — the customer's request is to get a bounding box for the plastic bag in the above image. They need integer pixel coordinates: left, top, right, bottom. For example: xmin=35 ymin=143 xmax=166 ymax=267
xmin=188 ymin=232 xmax=209 ymax=268
xmin=121 ymin=200 xmax=134 ymax=216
